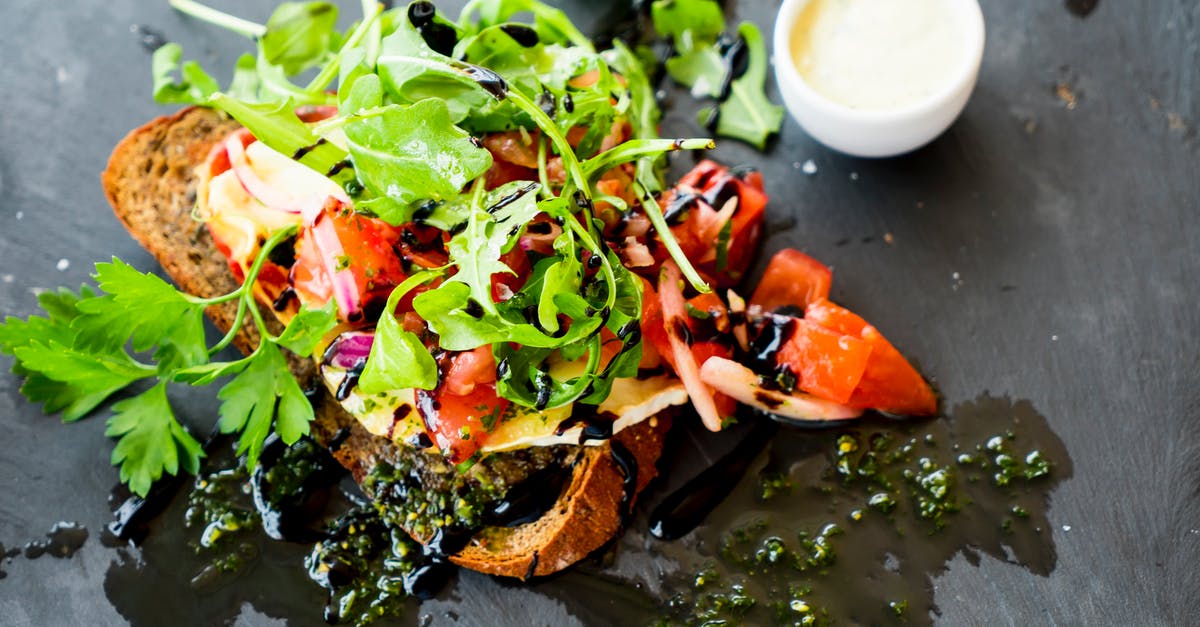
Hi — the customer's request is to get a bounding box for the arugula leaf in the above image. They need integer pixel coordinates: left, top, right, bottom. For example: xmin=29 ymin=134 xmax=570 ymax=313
xmin=415 ymin=281 xmax=602 ymax=351
xmin=459 ymin=0 xmax=592 ymax=50
xmin=457 ymin=24 xmax=555 ymax=96
xmin=667 ymin=45 xmax=726 ymax=98
xmin=216 ymin=341 xmax=313 ymax=468
xmin=536 ymin=249 xmax=581 ymax=333
xmin=445 ymin=181 xmax=540 ymax=314
xmin=151 ymin=43 xmax=220 ymax=105
xmin=702 ymin=22 xmax=784 ymax=149
xmin=359 ymin=273 xmax=441 ymax=394
xmin=275 ymin=300 xmax=339 ymax=356
xmin=651 ymin=0 xmax=726 ymax=50
xmin=208 ymin=93 xmax=348 ymax=178
xmin=342 ymin=84 xmax=494 ymax=222
xmin=375 ymin=15 xmax=496 ymax=123
xmin=227 ymin=54 xmax=262 ymax=101
xmin=260 ymin=2 xmax=339 ymax=76
xmin=106 ymin=382 xmax=204 ymax=497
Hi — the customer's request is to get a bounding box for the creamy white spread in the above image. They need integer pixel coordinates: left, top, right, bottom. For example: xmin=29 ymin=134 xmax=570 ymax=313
xmin=790 ymin=0 xmax=968 ymax=110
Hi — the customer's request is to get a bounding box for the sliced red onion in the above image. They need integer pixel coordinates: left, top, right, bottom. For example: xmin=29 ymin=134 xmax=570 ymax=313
xmin=660 ymin=262 xmax=723 ymax=431
xmin=322 ymin=330 xmax=375 ymax=369
xmin=699 ymin=356 xmax=862 ymax=422
xmin=225 ymin=131 xmax=301 ymax=213
xmin=307 ymin=200 xmax=362 ymax=321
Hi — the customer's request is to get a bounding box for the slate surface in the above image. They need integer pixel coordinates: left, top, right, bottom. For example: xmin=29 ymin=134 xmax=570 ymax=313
xmin=1 ymin=0 xmax=1198 ymax=625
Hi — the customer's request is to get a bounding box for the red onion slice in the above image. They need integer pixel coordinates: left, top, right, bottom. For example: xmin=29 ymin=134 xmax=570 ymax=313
xmin=322 ymin=330 xmax=375 ymax=369
xmin=699 ymin=356 xmax=862 ymax=422
xmin=660 ymin=262 xmax=723 ymax=431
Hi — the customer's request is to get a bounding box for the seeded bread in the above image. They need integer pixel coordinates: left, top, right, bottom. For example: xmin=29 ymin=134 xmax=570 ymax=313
xmin=101 ymin=106 xmax=670 ymax=579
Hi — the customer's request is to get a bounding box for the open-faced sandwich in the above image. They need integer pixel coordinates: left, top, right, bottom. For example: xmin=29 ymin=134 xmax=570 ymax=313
xmin=2 ymin=0 xmax=936 ymax=603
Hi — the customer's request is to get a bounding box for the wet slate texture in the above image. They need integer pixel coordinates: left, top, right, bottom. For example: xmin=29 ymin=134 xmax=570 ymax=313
xmin=1 ymin=0 xmax=1198 ymax=625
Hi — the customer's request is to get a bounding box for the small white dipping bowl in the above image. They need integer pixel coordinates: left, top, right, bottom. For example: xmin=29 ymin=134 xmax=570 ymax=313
xmin=773 ymin=0 xmax=986 ymax=158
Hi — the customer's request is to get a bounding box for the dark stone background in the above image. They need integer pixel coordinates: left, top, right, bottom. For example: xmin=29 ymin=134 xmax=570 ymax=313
xmin=1 ymin=0 xmax=1197 ymax=624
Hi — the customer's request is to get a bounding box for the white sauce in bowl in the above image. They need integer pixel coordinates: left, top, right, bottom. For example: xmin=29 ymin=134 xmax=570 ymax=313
xmin=790 ymin=0 xmax=969 ymax=111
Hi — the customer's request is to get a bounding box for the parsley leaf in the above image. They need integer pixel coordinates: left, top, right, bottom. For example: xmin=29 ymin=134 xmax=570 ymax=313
xmin=76 ymin=259 xmax=207 ymax=362
xmin=216 ymin=341 xmax=314 ymax=468
xmin=702 ymin=22 xmax=784 ymax=149
xmin=106 ymin=382 xmax=204 ymax=497
xmin=0 ymin=286 xmax=149 ymax=422
xmin=275 ymin=300 xmax=339 ymax=356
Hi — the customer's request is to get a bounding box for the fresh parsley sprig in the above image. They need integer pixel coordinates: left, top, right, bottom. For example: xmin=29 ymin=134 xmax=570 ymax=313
xmin=0 ymin=226 xmax=337 ymax=496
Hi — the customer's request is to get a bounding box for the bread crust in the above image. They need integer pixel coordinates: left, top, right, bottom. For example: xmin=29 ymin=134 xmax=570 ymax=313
xmin=101 ymin=106 xmax=671 ymax=579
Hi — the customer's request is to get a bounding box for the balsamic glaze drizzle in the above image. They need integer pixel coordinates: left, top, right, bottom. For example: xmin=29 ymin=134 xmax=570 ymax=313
xmin=648 ymin=419 xmax=779 ymax=541
xmin=608 ymin=440 xmax=639 ymax=524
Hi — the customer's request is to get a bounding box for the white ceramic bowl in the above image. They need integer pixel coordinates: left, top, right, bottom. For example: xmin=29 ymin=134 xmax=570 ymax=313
xmin=773 ymin=0 xmax=986 ymax=158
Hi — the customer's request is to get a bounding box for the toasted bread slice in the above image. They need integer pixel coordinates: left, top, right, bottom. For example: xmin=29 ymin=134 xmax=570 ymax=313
xmin=101 ymin=106 xmax=670 ymax=579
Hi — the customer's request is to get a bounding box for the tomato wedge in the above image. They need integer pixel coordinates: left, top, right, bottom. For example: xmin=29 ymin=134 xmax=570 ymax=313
xmin=750 ymin=249 xmax=832 ymax=313
xmin=805 ymin=298 xmax=937 ymax=415
xmin=771 ymin=317 xmax=872 ymax=404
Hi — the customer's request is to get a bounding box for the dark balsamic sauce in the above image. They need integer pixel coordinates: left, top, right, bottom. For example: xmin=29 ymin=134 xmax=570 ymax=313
xmin=501 ymin=23 xmax=541 ymax=47
xmin=325 ymin=159 xmax=352 ymax=178
xmin=291 ymin=138 xmax=327 ymax=161
xmin=487 ymin=181 xmax=539 ymax=214
xmin=662 ymin=191 xmax=699 ymax=224
xmin=335 ymin=366 xmax=363 ymax=401
xmin=749 ymin=313 xmax=797 ymax=372
xmin=1065 ymin=0 xmax=1099 ymax=18
xmin=272 ymin=287 xmax=297 ymax=312
xmin=608 ymin=440 xmax=639 ymax=524
xmin=407 ymin=1 xmax=457 ymax=57
xmin=486 ymin=466 xmax=570 ymax=528
xmin=648 ymin=418 xmax=779 ymax=541
xmin=249 ymin=436 xmax=346 ymax=544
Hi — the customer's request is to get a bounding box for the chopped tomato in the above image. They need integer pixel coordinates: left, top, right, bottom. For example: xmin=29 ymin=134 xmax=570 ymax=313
xmin=773 ymin=317 xmax=872 ymax=404
xmin=805 ymin=298 xmax=937 ymax=415
xmin=750 ymin=249 xmax=832 ymax=313
xmin=397 ymin=223 xmax=449 ymax=270
xmin=640 ymin=277 xmax=672 ymax=368
xmin=484 ymin=131 xmax=539 ymax=168
xmin=416 ymin=382 xmax=505 ymax=463
xmin=443 ymin=346 xmax=498 ymax=397
xmin=484 ymin=158 xmax=537 ymax=190
xmin=661 ymin=161 xmax=767 ymax=286
xmin=291 ymin=201 xmax=407 ymax=321
xmin=491 ymin=247 xmax=530 ymax=301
